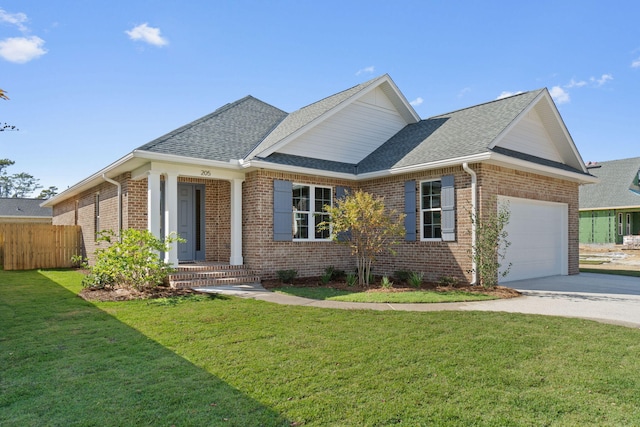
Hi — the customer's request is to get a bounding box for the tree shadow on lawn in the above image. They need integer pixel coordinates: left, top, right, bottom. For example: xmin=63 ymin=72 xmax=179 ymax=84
xmin=0 ymin=270 xmax=291 ymax=427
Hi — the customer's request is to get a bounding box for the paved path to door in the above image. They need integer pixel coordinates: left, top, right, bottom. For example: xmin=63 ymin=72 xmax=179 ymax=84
xmin=195 ymin=273 xmax=640 ymax=328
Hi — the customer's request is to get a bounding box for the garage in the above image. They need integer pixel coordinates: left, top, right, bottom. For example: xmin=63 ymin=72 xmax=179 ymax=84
xmin=498 ymin=196 xmax=568 ymax=282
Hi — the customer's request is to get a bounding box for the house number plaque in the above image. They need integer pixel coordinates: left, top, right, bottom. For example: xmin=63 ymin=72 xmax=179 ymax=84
xmin=201 ymin=170 xmax=212 ymax=177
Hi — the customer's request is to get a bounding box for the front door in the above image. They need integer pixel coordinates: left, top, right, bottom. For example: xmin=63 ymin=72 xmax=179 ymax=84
xmin=177 ymin=183 xmax=205 ymax=262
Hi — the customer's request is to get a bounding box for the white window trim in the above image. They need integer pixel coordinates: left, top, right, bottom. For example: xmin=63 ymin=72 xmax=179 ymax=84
xmin=626 ymin=213 xmax=632 ymax=236
xmin=618 ymin=212 xmax=623 ymax=236
xmin=420 ymin=178 xmax=442 ymax=242
xmin=292 ymin=183 xmax=332 ymax=242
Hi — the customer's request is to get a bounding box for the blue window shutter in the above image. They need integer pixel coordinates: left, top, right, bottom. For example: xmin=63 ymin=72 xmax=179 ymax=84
xmin=441 ymin=175 xmax=456 ymax=242
xmin=335 ymin=186 xmax=351 ymax=242
xmin=404 ymin=180 xmax=416 ymax=241
xmin=273 ymin=180 xmax=292 ymax=241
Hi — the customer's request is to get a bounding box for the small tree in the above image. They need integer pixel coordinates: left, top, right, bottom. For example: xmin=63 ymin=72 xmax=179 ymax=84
xmin=320 ymin=190 xmax=405 ymax=286
xmin=469 ymin=202 xmax=512 ymax=288
xmin=82 ymin=229 xmax=184 ymax=291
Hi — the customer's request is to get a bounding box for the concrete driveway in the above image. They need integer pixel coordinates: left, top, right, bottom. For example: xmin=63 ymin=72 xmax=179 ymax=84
xmin=464 ymin=273 xmax=640 ymax=328
xmin=196 ymin=273 xmax=640 ymax=328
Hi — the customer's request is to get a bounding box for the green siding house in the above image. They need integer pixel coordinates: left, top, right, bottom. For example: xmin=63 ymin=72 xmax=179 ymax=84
xmin=579 ymin=157 xmax=640 ymax=244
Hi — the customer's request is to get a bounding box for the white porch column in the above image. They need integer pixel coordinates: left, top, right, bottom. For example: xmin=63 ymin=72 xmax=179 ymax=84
xmin=229 ymin=178 xmax=244 ymax=265
xmin=164 ymin=172 xmax=179 ymax=266
xmin=147 ymin=170 xmax=162 ymax=239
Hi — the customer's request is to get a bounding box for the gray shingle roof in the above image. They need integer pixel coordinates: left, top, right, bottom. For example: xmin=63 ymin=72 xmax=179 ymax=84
xmin=0 ymin=198 xmax=52 ymax=217
xmin=357 ymin=89 xmax=544 ymax=173
xmin=579 ymin=157 xmax=640 ymax=209
xmin=137 ymin=96 xmax=287 ymax=161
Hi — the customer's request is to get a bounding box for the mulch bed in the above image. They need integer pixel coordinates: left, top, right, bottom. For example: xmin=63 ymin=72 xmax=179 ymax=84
xmin=262 ymin=276 xmax=520 ymax=299
xmin=79 ymin=275 xmax=519 ymax=302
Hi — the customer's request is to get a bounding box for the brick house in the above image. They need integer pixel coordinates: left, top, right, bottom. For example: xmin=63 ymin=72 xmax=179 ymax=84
xmin=44 ymin=74 xmax=596 ymax=284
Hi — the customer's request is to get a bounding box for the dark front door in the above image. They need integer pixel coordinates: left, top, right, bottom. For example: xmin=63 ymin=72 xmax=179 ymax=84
xmin=178 ymin=184 xmax=195 ymax=261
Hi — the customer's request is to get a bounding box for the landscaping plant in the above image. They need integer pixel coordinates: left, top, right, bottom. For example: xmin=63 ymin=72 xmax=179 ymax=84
xmin=469 ymin=202 xmax=512 ymax=287
xmin=82 ymin=228 xmax=183 ymax=291
xmin=320 ymin=189 xmax=405 ymax=286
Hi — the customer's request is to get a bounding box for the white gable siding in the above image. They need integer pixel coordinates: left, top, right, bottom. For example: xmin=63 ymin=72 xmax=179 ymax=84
xmin=277 ymin=87 xmax=408 ymax=164
xmin=497 ymin=109 xmax=563 ymax=163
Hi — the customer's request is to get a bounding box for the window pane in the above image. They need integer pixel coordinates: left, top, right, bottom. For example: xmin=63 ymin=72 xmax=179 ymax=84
xmin=315 ymin=213 xmax=330 ymax=239
xmin=315 ymin=187 xmax=331 ymax=212
xmin=423 ymin=211 xmax=442 ymax=239
xmin=293 ymin=185 xmax=310 ymax=211
xmin=294 ymin=212 xmax=308 ymax=239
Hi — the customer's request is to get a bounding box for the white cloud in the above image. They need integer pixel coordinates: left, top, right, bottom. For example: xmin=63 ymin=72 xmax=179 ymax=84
xmin=125 ymin=23 xmax=168 ymax=47
xmin=496 ymin=90 xmax=523 ymax=100
xmin=0 ymin=8 xmax=29 ymax=32
xmin=0 ymin=36 xmax=46 ymax=63
xmin=565 ymin=78 xmax=587 ymax=88
xmin=549 ymin=86 xmax=570 ymax=104
xmin=410 ymin=97 xmax=423 ymax=106
xmin=632 ymin=58 xmax=640 ymax=68
xmin=590 ymin=73 xmax=613 ymax=86
xmin=355 ymin=66 xmax=375 ymax=76
xmin=457 ymin=87 xmax=471 ymax=98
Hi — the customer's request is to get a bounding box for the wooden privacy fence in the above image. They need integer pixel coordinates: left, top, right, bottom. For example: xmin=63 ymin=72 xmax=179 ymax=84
xmin=0 ymin=224 xmax=82 ymax=270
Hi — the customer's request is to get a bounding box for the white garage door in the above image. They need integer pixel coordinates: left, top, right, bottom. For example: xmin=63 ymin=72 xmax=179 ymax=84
xmin=498 ymin=196 xmax=568 ymax=283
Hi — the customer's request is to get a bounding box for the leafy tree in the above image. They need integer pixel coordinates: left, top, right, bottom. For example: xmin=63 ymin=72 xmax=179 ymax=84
xmin=320 ymin=190 xmax=405 ymax=286
xmin=37 ymin=186 xmax=58 ymax=199
xmin=0 ymin=88 xmax=8 ymax=100
xmin=0 ymin=158 xmax=45 ymax=198
xmin=82 ymin=229 xmax=185 ymax=291
xmin=468 ymin=202 xmax=512 ymax=288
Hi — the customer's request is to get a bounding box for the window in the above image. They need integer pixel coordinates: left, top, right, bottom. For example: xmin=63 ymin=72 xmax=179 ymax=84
xmin=292 ymin=184 xmax=331 ymax=240
xmin=627 ymin=213 xmax=632 ymax=236
xmin=421 ymin=180 xmax=442 ymax=240
xmin=94 ymin=192 xmax=100 ymax=238
xmin=618 ymin=212 xmax=623 ymax=236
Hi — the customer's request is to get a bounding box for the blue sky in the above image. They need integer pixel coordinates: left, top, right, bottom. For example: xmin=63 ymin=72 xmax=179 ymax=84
xmin=1 ymin=1 xmax=639 ymax=194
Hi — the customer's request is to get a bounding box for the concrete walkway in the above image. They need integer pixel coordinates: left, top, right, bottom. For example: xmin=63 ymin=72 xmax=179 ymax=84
xmin=193 ymin=273 xmax=640 ymax=328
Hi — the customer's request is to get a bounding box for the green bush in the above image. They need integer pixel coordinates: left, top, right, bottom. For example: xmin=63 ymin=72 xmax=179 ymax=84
xmin=394 ymin=270 xmax=410 ymax=283
xmin=346 ymin=273 xmax=357 ymax=287
xmin=380 ymin=276 xmax=393 ymax=289
xmin=276 ymin=269 xmax=297 ymax=284
xmin=82 ymin=229 xmax=183 ymax=291
xmin=439 ymin=275 xmax=459 ymax=287
xmin=408 ymin=272 xmax=423 ymax=288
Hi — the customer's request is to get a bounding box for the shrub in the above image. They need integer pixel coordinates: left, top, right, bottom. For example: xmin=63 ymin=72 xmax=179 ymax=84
xmin=276 ymin=269 xmax=297 ymax=284
xmin=394 ymin=270 xmax=410 ymax=283
xmin=380 ymin=276 xmax=393 ymax=289
xmin=439 ymin=275 xmax=459 ymax=287
xmin=82 ymin=229 xmax=184 ymax=291
xmin=320 ymin=270 xmax=332 ymax=285
xmin=346 ymin=273 xmax=357 ymax=287
xmin=408 ymin=272 xmax=423 ymax=288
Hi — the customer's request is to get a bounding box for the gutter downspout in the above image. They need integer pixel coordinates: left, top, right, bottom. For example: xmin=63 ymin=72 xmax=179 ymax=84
xmin=102 ymin=174 xmax=122 ymax=241
xmin=462 ymin=163 xmax=477 ymax=285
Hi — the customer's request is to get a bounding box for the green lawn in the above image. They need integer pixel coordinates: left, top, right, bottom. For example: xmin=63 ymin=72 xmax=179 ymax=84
xmin=580 ymin=267 xmax=640 ymax=277
xmin=274 ymin=286 xmax=497 ymax=303
xmin=3 ymin=269 xmax=640 ymax=426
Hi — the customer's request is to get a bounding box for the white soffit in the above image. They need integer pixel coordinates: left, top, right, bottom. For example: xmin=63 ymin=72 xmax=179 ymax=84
xmin=277 ymin=86 xmax=409 ymax=164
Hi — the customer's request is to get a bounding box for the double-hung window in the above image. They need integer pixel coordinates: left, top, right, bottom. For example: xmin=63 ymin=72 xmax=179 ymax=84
xmin=292 ymin=184 xmax=332 ymax=240
xmin=421 ymin=180 xmax=442 ymax=240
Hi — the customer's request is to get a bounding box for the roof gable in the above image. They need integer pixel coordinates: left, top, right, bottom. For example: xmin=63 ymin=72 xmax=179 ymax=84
xmin=580 ymin=157 xmax=640 ymax=209
xmin=248 ymin=74 xmax=420 ymax=162
xmin=491 ymin=90 xmax=586 ymax=172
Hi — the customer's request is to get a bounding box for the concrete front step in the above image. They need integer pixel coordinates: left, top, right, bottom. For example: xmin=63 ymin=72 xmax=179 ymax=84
xmin=167 ymin=263 xmax=261 ymax=289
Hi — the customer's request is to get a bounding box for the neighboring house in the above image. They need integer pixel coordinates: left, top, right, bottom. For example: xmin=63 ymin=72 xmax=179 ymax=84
xmin=579 ymin=157 xmax=640 ymax=245
xmin=0 ymin=198 xmax=52 ymax=223
xmin=43 ymin=74 xmax=596 ymax=284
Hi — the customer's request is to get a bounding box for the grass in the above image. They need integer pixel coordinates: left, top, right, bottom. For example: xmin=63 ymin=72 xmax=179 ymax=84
xmin=274 ymin=286 xmax=497 ymax=303
xmin=580 ymin=267 xmax=640 ymax=277
xmin=4 ymin=269 xmax=640 ymax=425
